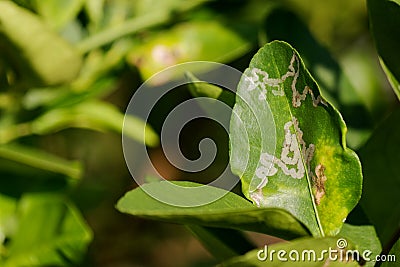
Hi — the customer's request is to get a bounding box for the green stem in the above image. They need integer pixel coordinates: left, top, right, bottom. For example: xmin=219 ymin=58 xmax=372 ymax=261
xmin=75 ymin=0 xmax=210 ymax=54
xmin=76 ymin=10 xmax=169 ymax=54
xmin=0 ymin=144 xmax=81 ymax=179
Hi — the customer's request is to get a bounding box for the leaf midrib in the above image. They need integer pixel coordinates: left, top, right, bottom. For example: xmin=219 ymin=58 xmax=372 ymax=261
xmin=269 ymin=46 xmax=324 ymax=237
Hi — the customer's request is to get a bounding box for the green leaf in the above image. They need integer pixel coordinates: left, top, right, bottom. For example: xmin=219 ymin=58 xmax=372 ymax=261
xmin=116 ymin=181 xmax=310 ymax=240
xmin=84 ymin=0 xmax=105 ymax=30
xmin=71 ymin=39 xmax=132 ymax=92
xmin=0 ymin=143 xmax=82 ymax=180
xmin=186 ymin=72 xmax=235 ymax=107
xmin=219 ymin=237 xmax=359 ymax=267
xmin=0 ymin=194 xmax=17 ymax=256
xmin=339 ymin=224 xmax=382 ymax=267
xmin=133 ymin=0 xmax=186 ymax=16
xmin=22 ymin=40 xmax=132 ymax=110
xmin=380 ymin=59 xmax=400 ymax=100
xmin=0 ymin=100 xmax=158 ymax=147
xmin=32 ymin=0 xmax=85 ymax=30
xmin=127 ymin=21 xmax=252 ymax=83
xmin=359 ymin=108 xmax=400 ymax=247
xmin=264 ymin=8 xmax=388 ymax=149
xmin=264 ymin=8 xmax=350 ymax=107
xmin=22 ymin=77 xmax=116 ymax=110
xmin=30 ymin=100 xmax=159 ymax=147
xmin=187 ymin=225 xmax=255 ymax=261
xmin=367 ymin=0 xmax=400 ymax=99
xmin=0 ymin=1 xmax=82 ymax=86
xmin=0 ymin=146 xmax=75 ymax=196
xmin=76 ymin=0 xmax=209 ymax=53
xmin=185 ymin=71 xmax=235 ymax=117
xmin=1 ymin=193 xmax=92 ymax=267
xmin=230 ymin=41 xmax=362 ymax=237
xmin=381 ymin=236 xmax=400 ymax=267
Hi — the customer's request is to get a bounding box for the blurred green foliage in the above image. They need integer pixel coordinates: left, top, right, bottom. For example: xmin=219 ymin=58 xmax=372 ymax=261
xmin=0 ymin=0 xmax=399 ymax=266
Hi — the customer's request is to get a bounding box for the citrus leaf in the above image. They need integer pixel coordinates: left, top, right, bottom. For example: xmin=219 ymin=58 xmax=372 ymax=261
xmin=359 ymin=108 xmax=400 ymax=247
xmin=0 ymin=1 xmax=82 ymax=86
xmin=186 ymin=72 xmax=235 ymax=106
xmin=22 ymin=77 xmax=116 ymax=110
xmin=339 ymin=224 xmax=381 ymax=267
xmin=187 ymin=225 xmax=255 ymax=261
xmin=185 ymin=71 xmax=235 ymax=118
xmin=30 ymin=100 xmax=159 ymax=147
xmin=1 ymin=193 xmax=92 ymax=267
xmin=127 ymin=21 xmax=252 ymax=84
xmin=230 ymin=41 xmax=362 ymax=237
xmin=133 ymin=0 xmax=187 ymax=16
xmin=219 ymin=236 xmax=359 ymax=267
xmin=219 ymin=223 xmax=380 ymax=266
xmin=0 ymin=100 xmax=158 ymax=147
xmin=367 ymin=0 xmax=400 ymax=99
xmin=380 ymin=59 xmax=400 ymax=100
xmin=116 ymin=181 xmax=310 ymax=240
xmin=381 ymin=236 xmax=400 ymax=267
xmin=264 ymin=8 xmax=389 ymax=149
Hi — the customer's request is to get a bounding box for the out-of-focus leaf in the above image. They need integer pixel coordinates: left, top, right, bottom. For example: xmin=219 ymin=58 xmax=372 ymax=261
xmin=0 ymin=194 xmax=17 ymax=253
xmin=0 ymin=193 xmax=92 ymax=267
xmin=72 ymin=39 xmax=132 ymax=92
xmin=85 ymin=0 xmax=105 ymax=29
xmin=124 ymin=114 xmax=159 ymax=147
xmin=186 ymin=72 xmax=227 ymax=101
xmin=77 ymin=0 xmax=209 ymax=53
xmin=59 ymin=18 xmax=85 ymax=44
xmin=0 ymin=143 xmax=82 ymax=180
xmin=367 ymin=0 xmax=400 ymax=99
xmin=186 ymin=72 xmax=235 ymax=107
xmin=32 ymin=0 xmax=85 ymax=30
xmin=219 ymin=237 xmax=359 ymax=267
xmin=10 ymin=0 xmax=34 ymax=10
xmin=0 ymin=60 xmax=9 ymax=89
xmin=264 ymin=7 xmax=383 ymax=117
xmin=339 ymin=224 xmax=381 ymax=267
xmin=339 ymin=49 xmax=391 ymax=122
xmin=186 ymin=72 xmax=235 ymax=118
xmin=22 ymin=77 xmax=116 ymax=110
xmin=187 ymin=225 xmax=255 ymax=261
xmin=285 ymin=0 xmax=366 ymax=48
xmin=133 ymin=0 xmax=185 ymax=16
xmin=22 ymin=86 xmax=74 ymax=110
xmin=380 ymin=59 xmax=400 ymax=100
xmin=30 ymin=101 xmax=159 ymax=147
xmin=22 ymin=40 xmax=130 ymax=108
xmin=117 ymin=181 xmax=310 ymax=240
xmin=230 ymin=41 xmax=362 ymax=237
xmin=359 ymin=108 xmax=400 ymax=248
xmin=0 ymin=1 xmax=82 ymax=87
xmin=127 ymin=21 xmax=252 ymax=84
xmin=0 ymin=100 xmax=158 ymax=146
xmin=381 ymin=237 xmax=400 ymax=267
